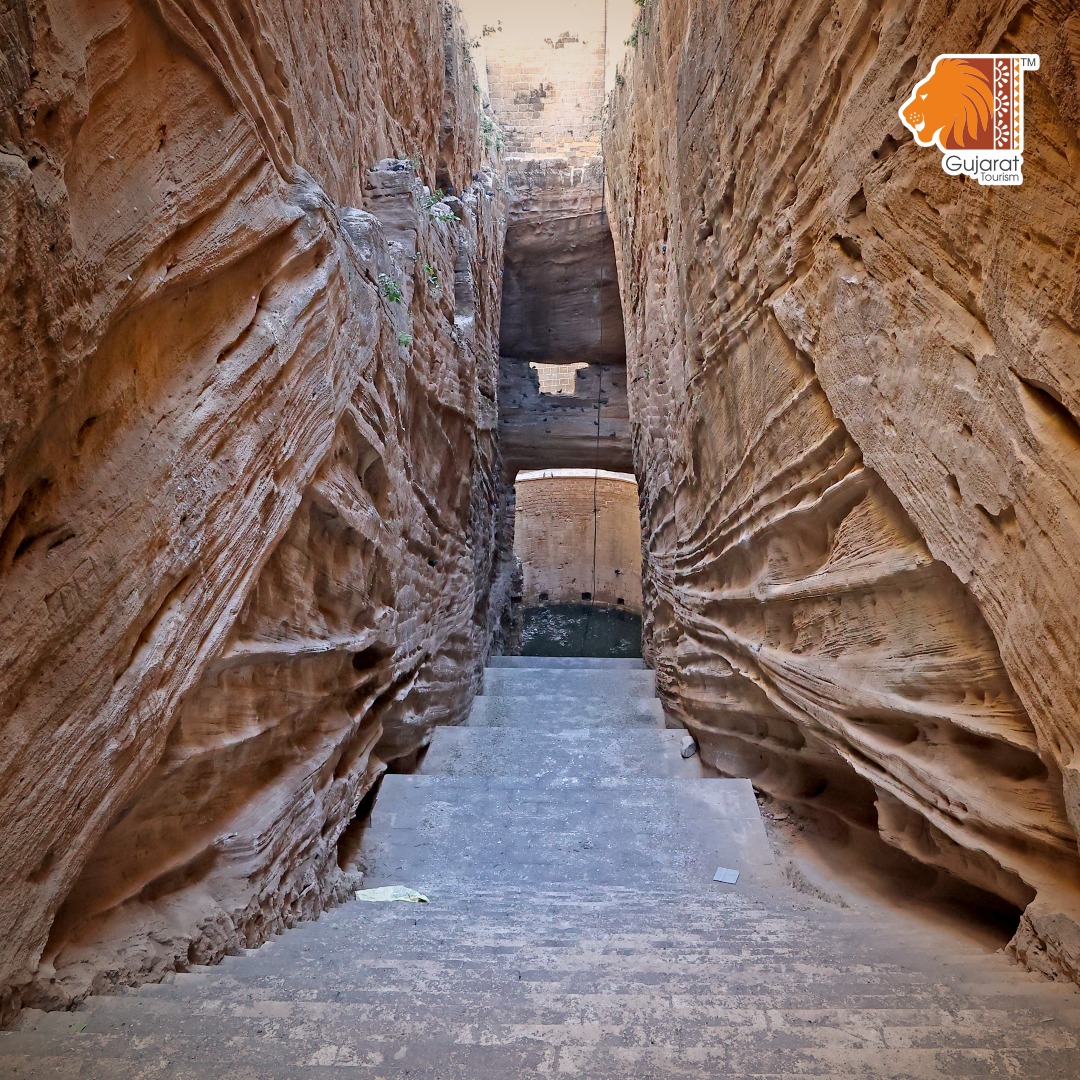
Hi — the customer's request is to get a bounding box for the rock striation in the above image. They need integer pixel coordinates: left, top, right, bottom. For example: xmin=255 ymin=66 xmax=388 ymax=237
xmin=0 ymin=0 xmax=505 ymax=1020
xmin=606 ymin=0 xmax=1080 ymax=978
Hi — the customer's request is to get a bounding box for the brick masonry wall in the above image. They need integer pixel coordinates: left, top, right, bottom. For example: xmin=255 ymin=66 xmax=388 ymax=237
xmin=463 ymin=3 xmax=611 ymax=161
xmin=514 ymin=471 xmax=643 ymax=611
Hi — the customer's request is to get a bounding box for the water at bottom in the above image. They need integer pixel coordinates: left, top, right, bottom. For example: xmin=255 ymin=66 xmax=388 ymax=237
xmin=518 ymin=603 xmax=643 ymax=658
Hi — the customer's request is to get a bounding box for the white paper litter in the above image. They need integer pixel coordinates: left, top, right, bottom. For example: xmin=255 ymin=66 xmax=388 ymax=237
xmin=713 ymin=867 xmax=740 ymax=885
xmin=355 ymin=886 xmax=430 ymax=904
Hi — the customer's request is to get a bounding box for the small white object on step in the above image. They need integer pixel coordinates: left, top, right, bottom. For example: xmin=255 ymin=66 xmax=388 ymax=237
xmin=713 ymin=867 xmax=740 ymax=885
xmin=680 ymin=735 xmax=698 ymax=759
xmin=355 ymin=886 xmax=429 ymax=903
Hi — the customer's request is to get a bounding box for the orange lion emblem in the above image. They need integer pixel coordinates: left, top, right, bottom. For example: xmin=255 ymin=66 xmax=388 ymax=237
xmin=900 ymin=58 xmax=994 ymax=150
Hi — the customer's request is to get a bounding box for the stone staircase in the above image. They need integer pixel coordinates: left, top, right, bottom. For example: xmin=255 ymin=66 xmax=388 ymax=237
xmin=4 ymin=656 xmax=1080 ymax=1077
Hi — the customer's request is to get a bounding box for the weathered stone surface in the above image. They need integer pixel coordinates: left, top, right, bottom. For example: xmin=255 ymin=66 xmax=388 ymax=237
xmin=463 ymin=2 xmax=621 ymax=163
xmin=0 ymin=0 xmax=505 ymax=1019
xmin=606 ymin=0 xmax=1080 ymax=977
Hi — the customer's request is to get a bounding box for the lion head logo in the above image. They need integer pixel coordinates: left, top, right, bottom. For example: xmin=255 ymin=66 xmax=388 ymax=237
xmin=900 ymin=57 xmax=994 ymax=150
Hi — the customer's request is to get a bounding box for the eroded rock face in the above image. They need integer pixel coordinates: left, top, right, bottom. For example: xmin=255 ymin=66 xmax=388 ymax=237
xmin=606 ymin=0 xmax=1080 ymax=976
xmin=0 ymin=0 xmax=505 ymax=1018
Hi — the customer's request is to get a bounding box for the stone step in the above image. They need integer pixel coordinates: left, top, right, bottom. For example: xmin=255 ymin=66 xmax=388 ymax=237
xmin=481 ymin=667 xmax=656 ymax=701
xmin=356 ymin=775 xmax=778 ymax=890
xmin=114 ymin=961 xmax=1029 ymax=1006
xmin=419 ymin=726 xmax=703 ymax=779
xmin=59 ymin=943 xmax=1024 ymax=995
xmin=55 ymin=999 xmax=1080 ymax=1053
xmin=465 ymin=693 xmax=667 ymax=730
xmin=4 ymin=1024 xmax=1080 ymax=1079
xmin=4 ymin=1010 xmax=89 ymax=1037
xmin=488 ymin=656 xmax=647 ymax=670
xmin=125 ymin=921 xmax=957 ymax=964
xmin=5 ymin=916 xmax=1078 ymax=1076
xmin=78 ymin=980 xmax=1062 ymax=1019
xmin=79 ymin=973 xmax=1072 ymax=1030
xmin=9 ymin=657 xmax=1080 ymax=1077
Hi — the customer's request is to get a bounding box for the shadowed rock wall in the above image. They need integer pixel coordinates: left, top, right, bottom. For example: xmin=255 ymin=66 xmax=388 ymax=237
xmin=606 ymin=0 xmax=1080 ymax=978
xmin=0 ymin=0 xmax=505 ymax=1018
xmin=499 ymin=361 xmax=632 ymax=478
xmin=499 ymin=157 xmax=626 ymax=366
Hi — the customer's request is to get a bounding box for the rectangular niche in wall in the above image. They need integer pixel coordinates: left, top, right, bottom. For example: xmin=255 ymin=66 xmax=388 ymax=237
xmin=530 ymin=362 xmax=589 ymax=395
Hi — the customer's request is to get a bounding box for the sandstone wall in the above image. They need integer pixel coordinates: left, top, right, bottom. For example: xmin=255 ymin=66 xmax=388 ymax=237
xmin=514 ymin=470 xmax=643 ymax=611
xmin=606 ymin=0 xmax=1080 ymax=978
xmin=499 ymin=157 xmax=626 ymax=366
xmin=0 ymin=0 xmax=505 ymax=1018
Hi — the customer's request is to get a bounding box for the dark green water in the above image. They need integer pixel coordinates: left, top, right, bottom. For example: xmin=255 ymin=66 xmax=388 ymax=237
xmin=519 ymin=604 xmax=643 ymax=658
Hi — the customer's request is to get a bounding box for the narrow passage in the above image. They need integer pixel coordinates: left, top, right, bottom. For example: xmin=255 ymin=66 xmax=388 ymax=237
xmin=11 ymin=657 xmax=1080 ymax=1076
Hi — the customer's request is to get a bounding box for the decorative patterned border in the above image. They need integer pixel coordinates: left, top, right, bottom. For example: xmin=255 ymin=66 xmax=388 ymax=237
xmin=1014 ymin=57 xmax=1023 ymax=151
xmin=993 ymin=57 xmax=1012 ymax=150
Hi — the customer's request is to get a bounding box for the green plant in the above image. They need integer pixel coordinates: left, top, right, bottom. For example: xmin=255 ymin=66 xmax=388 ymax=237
xmin=423 ymin=262 xmax=441 ymax=289
xmin=430 ymin=203 xmax=459 ymax=223
xmin=378 ymin=274 xmax=403 ymax=304
xmin=420 ymin=188 xmax=446 ymax=210
xmin=397 ymin=331 xmax=413 ymax=348
xmin=480 ymin=114 xmax=504 ymax=154
xmin=615 ymin=71 xmax=626 ymax=88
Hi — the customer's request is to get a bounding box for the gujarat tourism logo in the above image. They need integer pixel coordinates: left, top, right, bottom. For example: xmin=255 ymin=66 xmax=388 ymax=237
xmin=899 ymin=54 xmax=1039 ymax=185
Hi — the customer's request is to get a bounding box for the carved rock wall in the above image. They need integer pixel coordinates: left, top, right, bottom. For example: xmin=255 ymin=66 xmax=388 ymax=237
xmin=465 ymin=4 xmax=631 ymax=482
xmin=499 ymin=361 xmax=632 ymax=478
xmin=464 ymin=1 xmax=613 ymax=163
xmin=605 ymin=0 xmax=1080 ymax=977
xmin=499 ymin=157 xmax=626 ymax=367
xmin=0 ymin=0 xmax=505 ymax=1018
xmin=496 ymin=159 xmax=631 ymax=479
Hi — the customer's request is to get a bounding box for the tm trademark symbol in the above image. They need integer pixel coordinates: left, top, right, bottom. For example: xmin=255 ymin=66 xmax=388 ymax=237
xmin=1019 ymin=55 xmax=1040 ymax=70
